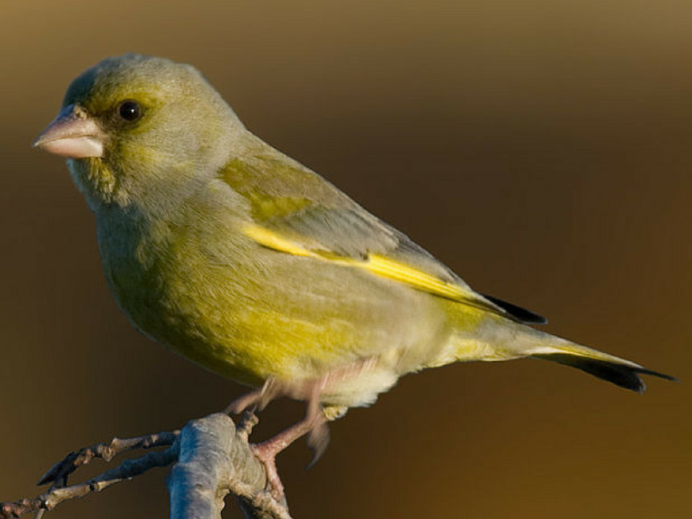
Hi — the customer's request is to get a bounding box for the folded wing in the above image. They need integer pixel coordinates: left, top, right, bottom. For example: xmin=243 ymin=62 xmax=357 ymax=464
xmin=221 ymin=153 xmax=546 ymax=324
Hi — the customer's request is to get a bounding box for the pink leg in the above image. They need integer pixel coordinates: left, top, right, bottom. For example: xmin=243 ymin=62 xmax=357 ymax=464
xmin=225 ymin=358 xmax=379 ymax=499
xmin=225 ymin=378 xmax=284 ymax=415
xmin=251 ymin=408 xmax=325 ymax=501
xmin=227 ymin=379 xmax=329 ymax=501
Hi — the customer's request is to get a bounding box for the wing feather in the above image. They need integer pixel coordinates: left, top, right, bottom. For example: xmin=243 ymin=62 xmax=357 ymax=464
xmin=222 ymin=151 xmax=545 ymax=324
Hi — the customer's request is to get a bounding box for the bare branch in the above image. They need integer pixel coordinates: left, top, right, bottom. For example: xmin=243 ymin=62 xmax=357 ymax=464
xmin=1 ymin=446 xmax=177 ymax=518
xmin=29 ymin=429 xmax=180 ymax=519
xmin=168 ymin=413 xmax=291 ymax=519
xmin=2 ymin=413 xmax=292 ymax=519
xmin=38 ymin=430 xmax=179 ymax=486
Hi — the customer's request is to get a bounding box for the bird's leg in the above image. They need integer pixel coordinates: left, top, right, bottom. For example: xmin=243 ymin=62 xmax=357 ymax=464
xmin=225 ymin=358 xmax=379 ymax=499
xmin=250 ymin=381 xmax=327 ymax=501
xmin=225 ymin=377 xmax=283 ymax=415
xmin=227 ymin=356 xmax=378 ymax=418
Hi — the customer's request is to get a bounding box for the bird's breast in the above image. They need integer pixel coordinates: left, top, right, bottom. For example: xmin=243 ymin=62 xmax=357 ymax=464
xmin=92 ymin=201 xmax=458 ymax=402
xmin=94 ymin=208 xmax=261 ymax=382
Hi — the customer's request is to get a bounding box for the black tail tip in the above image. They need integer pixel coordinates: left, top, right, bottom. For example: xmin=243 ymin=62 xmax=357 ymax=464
xmin=635 ymin=368 xmax=680 ymax=390
xmin=533 ymin=353 xmax=678 ymax=394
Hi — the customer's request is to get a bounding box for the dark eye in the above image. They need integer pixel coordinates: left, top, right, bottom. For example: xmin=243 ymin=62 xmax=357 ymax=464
xmin=118 ymin=100 xmax=142 ymax=121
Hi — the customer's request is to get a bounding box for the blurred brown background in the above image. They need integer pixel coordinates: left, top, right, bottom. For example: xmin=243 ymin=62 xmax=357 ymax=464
xmin=0 ymin=1 xmax=689 ymax=517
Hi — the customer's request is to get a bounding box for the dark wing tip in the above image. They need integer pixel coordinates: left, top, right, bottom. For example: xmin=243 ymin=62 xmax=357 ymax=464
xmin=481 ymin=293 xmax=548 ymax=325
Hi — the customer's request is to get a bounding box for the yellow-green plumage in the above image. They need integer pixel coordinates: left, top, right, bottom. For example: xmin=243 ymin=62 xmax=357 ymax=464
xmin=36 ymin=54 xmax=673 ymax=419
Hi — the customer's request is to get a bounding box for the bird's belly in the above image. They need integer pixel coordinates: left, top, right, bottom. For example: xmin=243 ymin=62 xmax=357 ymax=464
xmin=98 ymin=222 xmax=453 ymax=398
xmin=102 ymin=252 xmax=277 ymax=387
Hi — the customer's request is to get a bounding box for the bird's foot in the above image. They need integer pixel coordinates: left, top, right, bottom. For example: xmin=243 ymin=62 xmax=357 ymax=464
xmin=250 ymin=442 xmax=285 ymax=502
xmin=251 ymin=404 xmax=327 ymax=501
xmin=225 ymin=359 xmax=379 ymax=495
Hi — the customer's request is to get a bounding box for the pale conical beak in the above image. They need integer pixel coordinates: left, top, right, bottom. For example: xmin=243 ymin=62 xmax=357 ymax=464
xmin=33 ymin=104 xmax=105 ymax=159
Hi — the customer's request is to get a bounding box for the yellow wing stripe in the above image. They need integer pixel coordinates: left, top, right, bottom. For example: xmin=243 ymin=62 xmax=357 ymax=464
xmin=244 ymin=224 xmax=498 ymax=309
xmin=364 ymin=254 xmax=465 ymax=299
xmin=244 ymin=224 xmax=318 ymax=258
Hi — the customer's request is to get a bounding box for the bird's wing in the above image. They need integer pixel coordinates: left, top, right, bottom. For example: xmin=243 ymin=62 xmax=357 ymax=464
xmin=220 ymin=154 xmax=546 ymax=324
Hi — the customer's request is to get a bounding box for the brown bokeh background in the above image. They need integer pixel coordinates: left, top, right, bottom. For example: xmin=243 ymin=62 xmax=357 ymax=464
xmin=1 ymin=1 xmax=689 ymax=517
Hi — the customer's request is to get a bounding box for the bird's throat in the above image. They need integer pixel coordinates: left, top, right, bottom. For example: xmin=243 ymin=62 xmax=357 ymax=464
xmin=68 ymin=158 xmax=125 ymax=210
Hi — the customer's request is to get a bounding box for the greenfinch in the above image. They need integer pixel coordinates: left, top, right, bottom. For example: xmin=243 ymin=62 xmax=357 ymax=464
xmin=34 ymin=54 xmax=674 ymax=495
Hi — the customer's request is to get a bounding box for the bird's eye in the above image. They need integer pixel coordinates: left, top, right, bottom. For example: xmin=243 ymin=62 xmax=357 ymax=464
xmin=118 ymin=100 xmax=142 ymax=122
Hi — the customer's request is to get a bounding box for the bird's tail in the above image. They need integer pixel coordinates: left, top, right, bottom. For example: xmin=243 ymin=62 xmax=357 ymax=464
xmin=450 ymin=321 xmax=676 ymax=393
xmin=530 ymin=339 xmax=676 ymax=393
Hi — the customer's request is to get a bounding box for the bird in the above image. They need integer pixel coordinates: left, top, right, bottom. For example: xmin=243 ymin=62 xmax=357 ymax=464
xmin=34 ymin=54 xmax=674 ymax=499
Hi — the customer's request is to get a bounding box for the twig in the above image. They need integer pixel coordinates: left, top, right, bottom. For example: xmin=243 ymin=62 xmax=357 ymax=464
xmin=1 ymin=446 xmax=177 ymax=518
xmin=2 ymin=413 xmax=292 ymax=519
xmin=37 ymin=430 xmax=179 ymax=486
xmin=33 ymin=476 xmax=67 ymax=519
xmin=30 ymin=429 xmax=179 ymax=519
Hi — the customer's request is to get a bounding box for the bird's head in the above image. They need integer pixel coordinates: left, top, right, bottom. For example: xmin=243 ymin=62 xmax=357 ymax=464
xmin=34 ymin=54 xmax=244 ymax=211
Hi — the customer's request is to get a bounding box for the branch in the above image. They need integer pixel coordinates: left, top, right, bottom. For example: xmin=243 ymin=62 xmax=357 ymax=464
xmin=0 ymin=446 xmax=177 ymax=518
xmin=168 ymin=413 xmax=291 ymax=519
xmin=0 ymin=413 xmax=293 ymax=519
xmin=38 ymin=429 xmax=179 ymax=486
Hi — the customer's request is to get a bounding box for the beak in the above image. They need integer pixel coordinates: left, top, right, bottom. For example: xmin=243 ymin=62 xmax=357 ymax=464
xmin=33 ymin=104 xmax=105 ymax=159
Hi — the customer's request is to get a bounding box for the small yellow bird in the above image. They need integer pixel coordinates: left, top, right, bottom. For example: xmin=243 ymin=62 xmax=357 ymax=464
xmin=34 ymin=54 xmax=674 ymax=496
